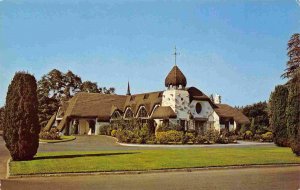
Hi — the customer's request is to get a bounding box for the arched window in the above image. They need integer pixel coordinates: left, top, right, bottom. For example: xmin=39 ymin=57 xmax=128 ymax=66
xmin=124 ymin=108 xmax=134 ymax=119
xmin=137 ymin=106 xmax=148 ymax=118
xmin=111 ymin=111 xmax=121 ymax=120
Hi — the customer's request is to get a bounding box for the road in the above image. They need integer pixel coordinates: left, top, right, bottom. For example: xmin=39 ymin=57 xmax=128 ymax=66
xmin=1 ymin=166 xmax=300 ymax=190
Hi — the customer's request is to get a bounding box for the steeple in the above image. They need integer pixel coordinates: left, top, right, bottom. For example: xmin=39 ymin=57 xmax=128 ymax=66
xmin=126 ymin=81 xmax=131 ymax=95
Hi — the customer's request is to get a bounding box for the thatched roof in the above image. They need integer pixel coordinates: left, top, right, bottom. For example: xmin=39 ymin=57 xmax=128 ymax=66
xmin=151 ymin=106 xmax=177 ymax=119
xmin=57 ymin=93 xmax=127 ymax=131
xmin=187 ymin=87 xmax=217 ymax=108
xmin=123 ymin=91 xmax=163 ymax=116
xmin=44 ymin=112 xmax=56 ymax=131
xmin=165 ymin=65 xmax=187 ymax=87
xmin=215 ymin=104 xmax=250 ymax=125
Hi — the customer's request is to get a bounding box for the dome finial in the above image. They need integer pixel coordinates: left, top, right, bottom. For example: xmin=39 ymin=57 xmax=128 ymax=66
xmin=173 ymin=46 xmax=180 ymax=66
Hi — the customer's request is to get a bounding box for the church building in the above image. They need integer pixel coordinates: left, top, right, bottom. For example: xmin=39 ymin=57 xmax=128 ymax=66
xmin=45 ymin=58 xmax=250 ymax=135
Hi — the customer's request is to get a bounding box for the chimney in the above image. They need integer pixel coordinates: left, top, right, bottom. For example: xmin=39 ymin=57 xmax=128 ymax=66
xmin=213 ymin=94 xmax=221 ymax=104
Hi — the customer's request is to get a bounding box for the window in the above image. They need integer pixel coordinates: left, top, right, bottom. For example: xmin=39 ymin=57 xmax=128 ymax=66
xmin=124 ymin=108 xmax=134 ymax=118
xmin=111 ymin=111 xmax=121 ymax=120
xmin=137 ymin=107 xmax=148 ymax=118
xmin=195 ymin=103 xmax=202 ymax=114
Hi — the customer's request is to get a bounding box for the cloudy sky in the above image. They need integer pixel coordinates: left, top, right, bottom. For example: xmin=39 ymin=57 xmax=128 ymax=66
xmin=0 ymin=0 xmax=299 ymax=107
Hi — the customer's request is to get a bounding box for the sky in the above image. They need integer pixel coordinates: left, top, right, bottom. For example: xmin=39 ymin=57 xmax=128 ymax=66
xmin=0 ymin=0 xmax=299 ymax=107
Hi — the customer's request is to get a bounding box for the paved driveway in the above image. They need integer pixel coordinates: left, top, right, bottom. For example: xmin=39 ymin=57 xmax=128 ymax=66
xmin=38 ymin=135 xmax=275 ymax=152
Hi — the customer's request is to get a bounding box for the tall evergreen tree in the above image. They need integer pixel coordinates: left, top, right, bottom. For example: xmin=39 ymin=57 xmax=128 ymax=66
xmin=3 ymin=72 xmax=40 ymax=160
xmin=286 ymin=72 xmax=300 ymax=156
xmin=282 ymin=33 xmax=300 ymax=78
xmin=0 ymin=107 xmax=4 ymax=130
xmin=269 ymin=85 xmax=289 ymax=147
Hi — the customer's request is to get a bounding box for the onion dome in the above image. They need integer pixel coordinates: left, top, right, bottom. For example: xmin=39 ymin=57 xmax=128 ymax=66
xmin=165 ymin=65 xmax=187 ymax=88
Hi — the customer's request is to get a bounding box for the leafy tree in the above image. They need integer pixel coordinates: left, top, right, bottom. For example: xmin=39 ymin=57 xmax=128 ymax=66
xmin=37 ymin=69 xmax=116 ymax=127
xmin=286 ymin=72 xmax=300 ymax=156
xmin=269 ymin=85 xmax=289 ymax=147
xmin=100 ymin=87 xmax=116 ymax=94
xmin=62 ymin=70 xmax=82 ymax=101
xmin=37 ymin=69 xmax=64 ymax=127
xmin=80 ymin=81 xmax=100 ymax=93
xmin=242 ymin=101 xmax=269 ymax=133
xmin=0 ymin=107 xmax=4 ymax=130
xmin=282 ymin=33 xmax=300 ymax=79
xmin=250 ymin=118 xmax=256 ymax=134
xmin=3 ymin=72 xmax=40 ymax=160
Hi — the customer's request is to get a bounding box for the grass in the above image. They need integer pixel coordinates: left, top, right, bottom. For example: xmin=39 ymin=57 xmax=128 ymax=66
xmin=10 ymin=147 xmax=300 ymax=176
xmin=39 ymin=135 xmax=76 ymax=143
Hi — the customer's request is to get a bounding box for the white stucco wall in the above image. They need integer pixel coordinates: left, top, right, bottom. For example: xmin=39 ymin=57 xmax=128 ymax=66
xmin=162 ymin=89 xmax=190 ymax=120
xmin=190 ymin=100 xmax=214 ymax=119
xmin=212 ymin=111 xmax=221 ymax=131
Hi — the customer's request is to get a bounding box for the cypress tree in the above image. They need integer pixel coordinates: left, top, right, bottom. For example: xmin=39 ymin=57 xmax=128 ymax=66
xmin=286 ymin=72 xmax=300 ymax=156
xmin=3 ymin=72 xmax=40 ymax=160
xmin=269 ymin=85 xmax=289 ymax=147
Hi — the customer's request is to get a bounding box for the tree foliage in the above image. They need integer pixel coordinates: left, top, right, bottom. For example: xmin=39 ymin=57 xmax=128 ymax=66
xmin=38 ymin=69 xmax=116 ymax=128
xmin=286 ymin=72 xmax=300 ymax=156
xmin=269 ymin=85 xmax=289 ymax=147
xmin=3 ymin=72 xmax=40 ymax=161
xmin=282 ymin=33 xmax=300 ymax=78
xmin=241 ymin=101 xmax=269 ymax=134
xmin=81 ymin=81 xmax=100 ymax=93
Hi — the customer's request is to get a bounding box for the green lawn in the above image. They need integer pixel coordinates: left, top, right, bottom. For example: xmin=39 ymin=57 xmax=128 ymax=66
xmin=10 ymin=147 xmax=300 ymax=176
xmin=39 ymin=135 xmax=76 ymax=143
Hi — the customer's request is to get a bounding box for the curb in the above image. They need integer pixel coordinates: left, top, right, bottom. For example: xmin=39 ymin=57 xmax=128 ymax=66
xmin=7 ymin=163 xmax=300 ymax=179
xmin=39 ymin=137 xmax=76 ymax=144
xmin=118 ymin=142 xmax=275 ymax=148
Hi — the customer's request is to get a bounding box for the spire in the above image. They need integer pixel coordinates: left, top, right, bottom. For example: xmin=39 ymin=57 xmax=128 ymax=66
xmin=126 ymin=81 xmax=131 ymax=95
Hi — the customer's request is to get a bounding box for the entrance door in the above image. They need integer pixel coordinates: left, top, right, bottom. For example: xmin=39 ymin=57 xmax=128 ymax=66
xmin=195 ymin=121 xmax=205 ymax=135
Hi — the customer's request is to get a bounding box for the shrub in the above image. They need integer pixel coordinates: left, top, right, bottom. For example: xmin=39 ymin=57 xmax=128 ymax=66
xmin=228 ymin=135 xmax=237 ymax=143
xmin=39 ymin=128 xmax=61 ymax=140
xmin=111 ymin=129 xmax=117 ymax=137
xmin=195 ymin=135 xmax=208 ymax=144
xmin=156 ymin=130 xmax=183 ymax=144
xmin=204 ymin=127 xmax=219 ymax=143
xmin=156 ymin=131 xmax=169 ymax=144
xmin=244 ymin=130 xmax=253 ymax=140
xmin=3 ymin=72 xmax=41 ymax=161
xmin=182 ymin=132 xmax=195 ymax=144
xmin=115 ymin=130 xmax=134 ymax=143
xmin=253 ymin=134 xmax=261 ymax=141
xmin=99 ymin=125 xmax=111 ymax=135
xmin=261 ymin=132 xmax=273 ymax=142
xmin=216 ymin=136 xmax=229 ymax=144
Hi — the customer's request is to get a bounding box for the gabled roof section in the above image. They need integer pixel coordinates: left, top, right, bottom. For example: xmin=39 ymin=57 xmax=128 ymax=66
xmin=123 ymin=91 xmax=163 ymax=116
xmin=44 ymin=112 xmax=56 ymax=131
xmin=151 ymin=106 xmax=177 ymax=119
xmin=165 ymin=65 xmax=187 ymax=87
xmin=215 ymin=104 xmax=250 ymax=125
xmin=187 ymin=87 xmax=217 ymax=108
xmin=57 ymin=92 xmax=127 ymax=131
